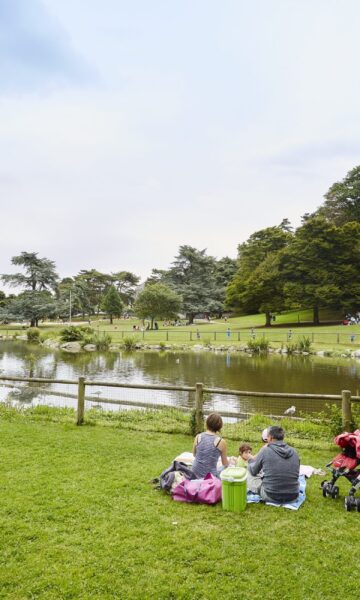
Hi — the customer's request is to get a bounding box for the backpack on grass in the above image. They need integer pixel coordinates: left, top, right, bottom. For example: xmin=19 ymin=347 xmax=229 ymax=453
xmin=152 ymin=460 xmax=196 ymax=493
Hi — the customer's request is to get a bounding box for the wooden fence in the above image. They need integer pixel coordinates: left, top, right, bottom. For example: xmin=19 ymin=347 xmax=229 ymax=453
xmin=0 ymin=375 xmax=359 ymax=431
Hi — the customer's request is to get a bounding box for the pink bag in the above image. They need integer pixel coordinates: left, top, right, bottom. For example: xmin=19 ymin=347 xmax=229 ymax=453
xmin=172 ymin=473 xmax=222 ymax=504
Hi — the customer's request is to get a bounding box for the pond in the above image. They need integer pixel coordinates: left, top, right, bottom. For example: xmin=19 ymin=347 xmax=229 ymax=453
xmin=0 ymin=342 xmax=359 ymax=416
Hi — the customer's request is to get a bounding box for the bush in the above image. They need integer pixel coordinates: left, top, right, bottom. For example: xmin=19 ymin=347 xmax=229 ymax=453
xmin=91 ymin=333 xmax=112 ymax=351
xmin=159 ymin=341 xmax=166 ymax=350
xmin=247 ymin=337 xmax=269 ymax=353
xmin=60 ymin=326 xmax=93 ymax=342
xmin=298 ymin=336 xmax=312 ymax=352
xmin=122 ymin=336 xmax=138 ymax=351
xmin=27 ymin=328 xmax=41 ymax=344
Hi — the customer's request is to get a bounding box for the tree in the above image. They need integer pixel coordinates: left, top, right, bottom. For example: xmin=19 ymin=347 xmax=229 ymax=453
xmin=74 ymin=269 xmax=112 ymax=315
xmin=0 ymin=291 xmax=58 ymax=327
xmin=316 ymin=165 xmax=360 ymax=225
xmin=226 ymin=223 xmax=292 ymax=325
xmin=2 ymin=252 xmax=58 ymax=292
xmin=133 ymin=283 xmax=182 ymax=329
xmin=102 ymin=286 xmax=124 ymax=324
xmin=111 ymin=271 xmax=140 ymax=306
xmin=1 ymin=252 xmax=59 ymax=326
xmin=280 ymin=216 xmax=360 ymax=324
xmin=164 ymin=246 xmax=224 ymax=324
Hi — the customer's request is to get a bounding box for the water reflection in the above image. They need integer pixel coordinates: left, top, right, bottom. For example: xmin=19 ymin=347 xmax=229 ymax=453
xmin=0 ymin=341 xmax=359 ymax=415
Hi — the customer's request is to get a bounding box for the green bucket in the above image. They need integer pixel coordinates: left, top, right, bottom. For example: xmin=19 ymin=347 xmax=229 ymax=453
xmin=220 ymin=467 xmax=248 ymax=513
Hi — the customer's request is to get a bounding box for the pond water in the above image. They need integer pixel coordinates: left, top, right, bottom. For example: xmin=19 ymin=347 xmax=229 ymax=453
xmin=0 ymin=342 xmax=359 ymax=416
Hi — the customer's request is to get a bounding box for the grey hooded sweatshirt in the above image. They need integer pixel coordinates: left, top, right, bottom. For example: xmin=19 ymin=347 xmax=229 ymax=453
xmin=248 ymin=441 xmax=300 ymax=503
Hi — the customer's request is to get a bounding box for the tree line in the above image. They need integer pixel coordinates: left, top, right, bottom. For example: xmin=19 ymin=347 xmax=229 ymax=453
xmin=1 ymin=165 xmax=360 ymax=327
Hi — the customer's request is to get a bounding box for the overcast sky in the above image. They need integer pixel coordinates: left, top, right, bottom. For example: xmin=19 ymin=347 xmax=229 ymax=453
xmin=1 ymin=0 xmax=360 ymax=287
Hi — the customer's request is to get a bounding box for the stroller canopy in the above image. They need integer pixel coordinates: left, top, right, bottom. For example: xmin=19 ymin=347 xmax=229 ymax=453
xmin=334 ymin=429 xmax=360 ymax=458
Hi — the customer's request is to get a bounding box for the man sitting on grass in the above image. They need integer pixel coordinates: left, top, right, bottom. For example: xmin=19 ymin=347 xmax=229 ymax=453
xmin=247 ymin=425 xmax=300 ymax=504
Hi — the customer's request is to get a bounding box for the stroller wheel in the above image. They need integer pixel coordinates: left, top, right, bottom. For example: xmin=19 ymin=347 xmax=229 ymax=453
xmin=331 ymin=486 xmax=339 ymax=499
xmin=320 ymin=479 xmax=327 ymax=489
xmin=355 ymin=498 xmax=360 ymax=512
xmin=345 ymin=496 xmax=353 ymax=511
xmin=322 ymin=484 xmax=328 ymax=498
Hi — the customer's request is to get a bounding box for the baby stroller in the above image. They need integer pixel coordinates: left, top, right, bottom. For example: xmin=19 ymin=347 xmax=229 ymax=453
xmin=321 ymin=429 xmax=360 ymax=511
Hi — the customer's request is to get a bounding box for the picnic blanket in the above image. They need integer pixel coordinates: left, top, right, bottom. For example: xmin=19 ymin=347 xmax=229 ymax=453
xmin=247 ymin=474 xmax=307 ymax=510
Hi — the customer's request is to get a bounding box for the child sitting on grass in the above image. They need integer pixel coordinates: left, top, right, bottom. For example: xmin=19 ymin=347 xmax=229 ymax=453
xmin=236 ymin=443 xmax=253 ymax=468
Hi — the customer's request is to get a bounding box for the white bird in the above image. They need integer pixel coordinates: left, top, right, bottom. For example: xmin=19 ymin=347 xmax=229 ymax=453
xmin=175 ymin=358 xmax=180 ymax=364
xmin=284 ymin=405 xmax=296 ymax=416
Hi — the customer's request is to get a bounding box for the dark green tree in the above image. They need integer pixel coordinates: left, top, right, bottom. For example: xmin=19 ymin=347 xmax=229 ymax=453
xmin=165 ymin=246 xmax=224 ymax=324
xmin=226 ymin=223 xmax=292 ymax=325
xmin=111 ymin=271 xmax=140 ymax=306
xmin=102 ymin=286 xmax=124 ymax=324
xmin=74 ymin=269 xmax=112 ymax=315
xmin=316 ymin=165 xmax=360 ymax=225
xmin=1 ymin=252 xmax=59 ymax=326
xmin=133 ymin=283 xmax=182 ymax=329
xmin=280 ymin=216 xmax=360 ymax=324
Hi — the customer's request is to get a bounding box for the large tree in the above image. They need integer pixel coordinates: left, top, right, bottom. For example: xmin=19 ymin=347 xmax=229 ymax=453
xmin=164 ymin=246 xmax=225 ymax=324
xmin=102 ymin=286 xmax=124 ymax=324
xmin=1 ymin=252 xmax=59 ymax=326
xmin=226 ymin=222 xmax=293 ymax=325
xmin=133 ymin=283 xmax=182 ymax=329
xmin=280 ymin=216 xmax=360 ymax=324
xmin=74 ymin=269 xmax=112 ymax=315
xmin=111 ymin=271 xmax=140 ymax=306
xmin=316 ymin=165 xmax=360 ymax=225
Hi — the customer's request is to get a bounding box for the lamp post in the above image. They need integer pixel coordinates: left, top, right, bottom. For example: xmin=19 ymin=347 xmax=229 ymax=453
xmin=69 ymin=290 xmax=72 ymax=325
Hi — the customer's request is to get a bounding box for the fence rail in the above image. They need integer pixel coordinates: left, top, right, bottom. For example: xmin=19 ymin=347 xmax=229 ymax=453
xmin=0 ymin=375 xmax=358 ymax=431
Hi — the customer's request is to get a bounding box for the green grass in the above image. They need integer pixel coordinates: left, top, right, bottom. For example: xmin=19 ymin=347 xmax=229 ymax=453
xmin=0 ymin=408 xmax=359 ymax=599
xmin=1 ymin=307 xmax=359 ymax=353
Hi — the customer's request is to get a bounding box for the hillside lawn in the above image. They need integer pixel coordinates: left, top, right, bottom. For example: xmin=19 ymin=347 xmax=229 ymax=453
xmin=1 ymin=308 xmax=360 ymax=352
xmin=0 ymin=410 xmax=358 ymax=600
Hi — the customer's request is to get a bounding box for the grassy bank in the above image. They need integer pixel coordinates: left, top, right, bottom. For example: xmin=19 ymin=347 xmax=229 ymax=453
xmin=1 ymin=308 xmax=360 ymax=355
xmin=0 ymin=408 xmax=358 ymax=599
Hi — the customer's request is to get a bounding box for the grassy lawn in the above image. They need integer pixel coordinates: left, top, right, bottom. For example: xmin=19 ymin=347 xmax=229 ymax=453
xmin=1 ymin=308 xmax=360 ymax=353
xmin=0 ymin=410 xmax=359 ymax=599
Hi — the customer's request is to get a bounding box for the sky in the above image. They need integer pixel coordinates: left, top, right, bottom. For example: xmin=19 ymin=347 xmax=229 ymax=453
xmin=1 ymin=0 xmax=360 ymax=287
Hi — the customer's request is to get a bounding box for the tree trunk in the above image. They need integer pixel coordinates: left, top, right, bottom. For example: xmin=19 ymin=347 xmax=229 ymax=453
xmin=151 ymin=317 xmax=154 ymax=330
xmin=265 ymin=311 xmax=272 ymax=327
xmin=110 ymin=314 xmax=113 ymax=325
xmin=313 ymin=305 xmax=320 ymax=325
xmin=187 ymin=313 xmax=194 ymax=325
xmin=30 ymin=318 xmax=37 ymax=327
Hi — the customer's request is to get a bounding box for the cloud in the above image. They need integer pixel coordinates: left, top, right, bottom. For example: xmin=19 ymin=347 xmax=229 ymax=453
xmin=0 ymin=0 xmax=95 ymax=91
xmin=263 ymin=140 xmax=360 ymax=169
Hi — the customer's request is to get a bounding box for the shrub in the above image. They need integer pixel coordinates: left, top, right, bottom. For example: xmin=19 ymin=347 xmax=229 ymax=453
xmin=60 ymin=326 xmax=93 ymax=342
xmin=298 ymin=336 xmax=312 ymax=353
xmin=247 ymin=337 xmax=269 ymax=353
xmin=286 ymin=342 xmax=298 ymax=355
xmin=92 ymin=333 xmax=112 ymax=351
xmin=159 ymin=341 xmax=166 ymax=350
xmin=27 ymin=328 xmax=41 ymax=344
xmin=122 ymin=336 xmax=138 ymax=351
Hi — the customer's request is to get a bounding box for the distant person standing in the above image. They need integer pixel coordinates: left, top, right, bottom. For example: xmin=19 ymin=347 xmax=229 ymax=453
xmin=226 ymin=327 xmax=231 ymax=339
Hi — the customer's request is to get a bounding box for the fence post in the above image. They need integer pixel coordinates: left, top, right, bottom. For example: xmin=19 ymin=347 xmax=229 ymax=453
xmin=166 ymin=330 xmax=169 ymax=341
xmin=341 ymin=390 xmax=352 ymax=431
xmin=77 ymin=377 xmax=86 ymax=425
xmin=238 ymin=332 xmax=240 ymax=341
xmin=337 ymin=333 xmax=339 ymax=344
xmin=190 ymin=331 xmax=192 ymax=341
xmin=214 ymin=331 xmax=216 ymax=341
xmin=194 ymin=382 xmax=204 ymax=433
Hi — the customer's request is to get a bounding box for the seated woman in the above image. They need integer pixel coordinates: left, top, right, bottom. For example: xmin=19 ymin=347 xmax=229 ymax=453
xmin=192 ymin=413 xmax=229 ymax=479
